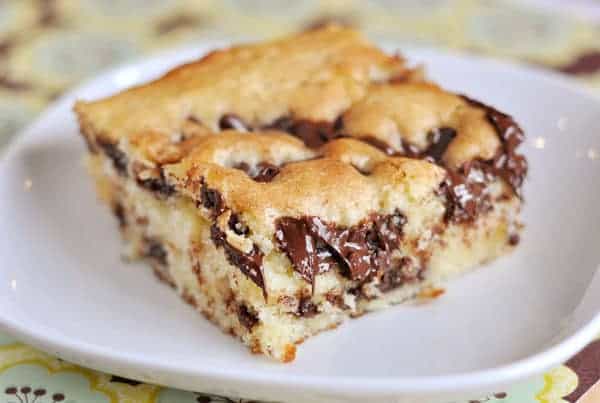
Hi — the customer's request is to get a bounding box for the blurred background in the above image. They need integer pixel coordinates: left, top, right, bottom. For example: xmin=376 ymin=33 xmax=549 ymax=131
xmin=1 ymin=0 xmax=600 ymax=148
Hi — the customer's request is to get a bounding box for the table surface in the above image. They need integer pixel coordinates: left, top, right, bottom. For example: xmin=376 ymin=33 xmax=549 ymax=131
xmin=1 ymin=1 xmax=600 ymax=402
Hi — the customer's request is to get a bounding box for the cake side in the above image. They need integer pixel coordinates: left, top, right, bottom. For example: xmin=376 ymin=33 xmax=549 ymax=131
xmin=85 ymin=138 xmax=519 ymax=361
xmin=75 ymin=26 xmax=527 ymax=362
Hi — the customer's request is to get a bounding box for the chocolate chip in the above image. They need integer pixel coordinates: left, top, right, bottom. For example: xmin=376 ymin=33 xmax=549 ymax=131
xmin=182 ymin=291 xmax=197 ymax=307
xmin=275 ymin=211 xmax=407 ymax=287
xmin=378 ymin=257 xmax=415 ymax=292
xmin=112 ymin=203 xmax=126 ymax=228
xmin=5 ymin=387 xmax=17 ymax=394
xmin=234 ymin=161 xmax=280 ymax=182
xmin=425 ymin=127 xmax=456 ymax=163
xmin=354 ymin=96 xmax=526 ymax=226
xmin=366 ymin=228 xmax=383 ymax=250
xmin=219 ymin=114 xmax=250 ymax=131
xmin=460 ymin=95 xmax=527 ymax=196
xmin=253 ymin=162 xmax=280 ymax=182
xmin=442 ymin=167 xmax=491 ymax=224
xmin=200 ymin=183 xmax=225 ymax=217
xmin=211 ymin=225 xmax=266 ymax=298
xmin=192 ymin=262 xmax=203 ymax=286
xmin=34 ymin=389 xmax=46 ymax=396
xmin=20 ymin=387 xmax=31 ymax=394
xmin=144 ymin=238 xmax=168 ymax=266
xmin=228 ymin=214 xmax=249 ymax=236
xmin=137 ymin=170 xmax=176 ymax=198
xmin=237 ymin=304 xmax=259 ymax=330
xmin=400 ymin=139 xmax=422 ymax=158
xmin=265 ymin=117 xmax=340 ymax=148
xmin=275 ymin=218 xmax=318 ymax=284
xmin=508 ymin=233 xmax=520 ymax=246
xmin=293 ymin=120 xmax=338 ymax=148
xmin=296 ymin=296 xmax=318 ymax=317
xmin=333 ymin=115 xmax=345 ymax=131
xmin=97 ymin=139 xmax=128 ymax=177
xmin=265 ymin=116 xmax=295 ymax=132
xmin=325 ymin=292 xmax=346 ymax=309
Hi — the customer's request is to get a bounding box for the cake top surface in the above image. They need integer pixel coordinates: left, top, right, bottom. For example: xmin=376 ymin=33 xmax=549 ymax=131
xmin=75 ymin=25 xmax=526 ymax=229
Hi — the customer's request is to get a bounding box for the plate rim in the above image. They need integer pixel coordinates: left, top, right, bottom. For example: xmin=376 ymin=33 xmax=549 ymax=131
xmin=0 ymin=41 xmax=599 ymax=397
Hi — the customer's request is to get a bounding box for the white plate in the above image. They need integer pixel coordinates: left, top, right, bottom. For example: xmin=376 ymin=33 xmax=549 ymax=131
xmin=0 ymin=42 xmax=599 ymax=403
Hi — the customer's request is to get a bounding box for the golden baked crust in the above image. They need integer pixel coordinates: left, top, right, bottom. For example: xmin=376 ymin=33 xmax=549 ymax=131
xmin=75 ymin=25 xmax=410 ymax=144
xmin=75 ymin=24 xmax=526 ymax=226
xmin=340 ymin=82 xmax=502 ymax=169
xmin=75 ymin=26 xmax=527 ymax=362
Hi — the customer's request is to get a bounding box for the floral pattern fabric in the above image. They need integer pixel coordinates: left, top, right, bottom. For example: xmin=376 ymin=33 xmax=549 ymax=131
xmin=1 ymin=0 xmax=600 ymax=402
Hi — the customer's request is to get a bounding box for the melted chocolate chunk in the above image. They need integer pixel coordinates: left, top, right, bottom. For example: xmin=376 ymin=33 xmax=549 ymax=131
xmin=333 ymin=115 xmax=345 ymax=131
xmin=425 ymin=127 xmax=457 ymax=163
xmin=219 ymin=114 xmax=250 ymax=131
xmin=237 ymin=304 xmax=259 ymax=330
xmin=361 ymin=133 xmax=492 ymax=223
xmin=200 ymin=182 xmax=225 ymax=217
xmin=378 ymin=256 xmax=423 ymax=292
xmin=399 ymin=139 xmax=421 ymax=158
xmin=354 ymin=96 xmax=526 ymax=223
xmin=441 ymin=161 xmax=493 ymax=224
xmin=228 ymin=213 xmax=250 ymax=236
xmin=252 ymin=162 xmax=280 ymax=182
xmin=275 ymin=218 xmax=316 ymax=283
xmin=210 ymin=225 xmax=266 ymax=298
xmin=296 ymin=296 xmax=319 ymax=317
xmin=265 ymin=117 xmax=340 ymax=148
xmin=137 ymin=171 xmax=176 ymax=198
xmin=144 ymin=238 xmax=168 ymax=266
xmin=234 ymin=161 xmax=280 ymax=182
xmin=275 ymin=211 xmax=407 ymax=287
xmin=461 ymin=95 xmax=528 ymax=195
xmin=97 ymin=139 xmax=128 ymax=177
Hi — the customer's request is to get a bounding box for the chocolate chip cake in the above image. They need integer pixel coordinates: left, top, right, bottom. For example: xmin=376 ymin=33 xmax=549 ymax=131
xmin=75 ymin=26 xmax=527 ymax=362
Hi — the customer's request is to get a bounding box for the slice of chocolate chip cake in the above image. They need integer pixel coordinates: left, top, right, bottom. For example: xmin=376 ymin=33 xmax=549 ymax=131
xmin=75 ymin=26 xmax=526 ymax=362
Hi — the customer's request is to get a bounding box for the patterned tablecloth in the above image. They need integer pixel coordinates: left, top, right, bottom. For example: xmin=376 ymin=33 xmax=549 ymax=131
xmin=1 ymin=1 xmax=600 ymax=402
